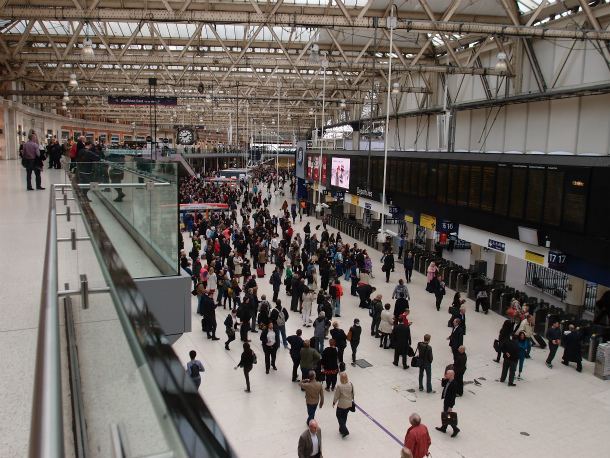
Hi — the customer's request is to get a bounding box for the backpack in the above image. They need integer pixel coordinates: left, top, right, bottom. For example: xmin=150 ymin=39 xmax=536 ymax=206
xmin=190 ymin=362 xmax=200 ymax=378
xmin=369 ymin=302 xmax=376 ymax=318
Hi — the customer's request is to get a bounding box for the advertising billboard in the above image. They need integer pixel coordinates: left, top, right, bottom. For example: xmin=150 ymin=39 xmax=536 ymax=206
xmin=331 ymin=157 xmax=351 ymax=189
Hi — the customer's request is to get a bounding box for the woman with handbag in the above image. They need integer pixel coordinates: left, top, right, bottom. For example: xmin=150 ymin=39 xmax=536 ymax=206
xmin=332 ymin=371 xmax=355 ymax=437
xmin=260 ymin=322 xmax=280 ymax=374
xmin=321 ymin=339 xmax=340 ymax=391
xmin=494 ymin=320 xmax=514 ymax=363
xmin=234 ymin=342 xmax=256 ymax=392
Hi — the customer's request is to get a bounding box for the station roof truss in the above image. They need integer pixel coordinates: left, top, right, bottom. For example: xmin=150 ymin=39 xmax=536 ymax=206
xmin=1 ymin=0 xmax=610 ymax=136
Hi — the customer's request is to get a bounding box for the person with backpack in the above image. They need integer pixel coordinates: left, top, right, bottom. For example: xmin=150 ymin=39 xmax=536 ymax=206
xmin=270 ymin=299 xmax=290 ymax=348
xmin=186 ymin=350 xmax=205 ymax=390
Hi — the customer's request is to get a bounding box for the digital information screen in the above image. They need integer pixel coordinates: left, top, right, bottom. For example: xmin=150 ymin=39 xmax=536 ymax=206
xmin=495 ymin=164 xmax=510 ymax=216
xmin=457 ymin=164 xmax=470 ymax=206
xmin=331 ymin=157 xmax=351 ymax=189
xmin=437 ymin=163 xmax=447 ymax=203
xmin=525 ymin=166 xmax=545 ymax=223
xmin=410 ymin=162 xmax=420 ymax=196
xmin=468 ymin=165 xmax=482 ymax=209
xmin=543 ymin=168 xmax=564 ymax=227
xmin=562 ymin=169 xmax=589 ymax=233
xmin=509 ymin=165 xmax=528 ymax=219
xmin=447 ymin=163 xmax=459 ymax=205
xmin=481 ymin=166 xmax=496 ymax=212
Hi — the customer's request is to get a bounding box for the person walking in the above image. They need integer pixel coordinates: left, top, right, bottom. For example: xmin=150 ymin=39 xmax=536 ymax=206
xmin=271 ymin=266 xmax=282 ymax=303
xmin=454 ymin=346 xmax=467 ymax=396
xmin=22 ymin=133 xmax=45 ymax=191
xmin=329 ymin=321 xmax=347 ymax=364
xmin=404 ymin=413 xmax=431 ymax=458
xmin=261 ymin=321 xmax=280 ymax=374
xmin=321 ymin=339 xmax=340 ymax=391
xmin=546 ymin=320 xmax=561 ymax=369
xmin=447 ymin=318 xmax=464 ymax=362
xmin=404 ymin=252 xmax=414 ymax=283
xmin=298 ymin=371 xmax=325 ymax=425
xmin=270 ymin=299 xmax=290 ymax=348
xmin=370 ymin=294 xmax=383 ymax=337
xmin=186 ymin=350 xmax=205 ymax=390
xmin=332 ymin=372 xmax=354 ymax=437
xmin=494 ymin=320 xmax=514 ymax=363
xmin=435 ymin=369 xmax=460 ymax=437
xmin=499 ymin=335 xmax=519 ymax=386
xmin=515 ymin=314 xmax=535 ymax=358
xmin=417 ymin=334 xmax=435 ymax=393
xmin=288 ymin=329 xmax=305 ymax=382
xmin=297 ymin=419 xmax=323 ymax=458
xmin=392 ymin=316 xmax=412 ymax=369
xmin=562 ymin=324 xmax=583 ymax=372
xmin=234 ymin=342 xmax=255 ymax=392
xmin=434 ymin=274 xmax=446 ymax=311
xmin=379 ymin=303 xmax=394 ymax=349
xmin=300 ymin=340 xmax=322 ymax=382
xmin=223 ymin=309 xmax=238 ymax=350
xmin=348 ymin=319 xmax=362 ymax=366
xmin=313 ymin=312 xmax=327 ymax=355
xmin=516 ymin=332 xmax=528 ymax=381
xmin=302 ymin=287 xmax=315 ymax=327
xmin=425 ymin=262 xmax=438 ymax=293
xmin=383 ymin=249 xmax=395 ymax=283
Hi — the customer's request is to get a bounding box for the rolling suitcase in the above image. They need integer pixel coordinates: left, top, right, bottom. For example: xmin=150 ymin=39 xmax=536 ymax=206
xmin=257 ymin=267 xmax=265 ymax=277
xmin=533 ymin=333 xmax=547 ymax=349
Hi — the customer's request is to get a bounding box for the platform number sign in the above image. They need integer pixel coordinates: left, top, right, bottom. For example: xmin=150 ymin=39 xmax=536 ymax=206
xmin=389 ymin=206 xmax=399 ymax=214
xmin=548 ymin=251 xmax=567 ymax=267
xmin=441 ymin=221 xmax=454 ymax=231
xmin=365 ymin=203 xmax=372 ymax=210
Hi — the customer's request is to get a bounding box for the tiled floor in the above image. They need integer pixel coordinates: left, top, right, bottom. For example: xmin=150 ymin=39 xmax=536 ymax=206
xmin=2 ymin=159 xmax=609 ymax=458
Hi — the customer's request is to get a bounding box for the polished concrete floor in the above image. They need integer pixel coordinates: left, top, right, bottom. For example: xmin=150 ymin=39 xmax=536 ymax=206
xmin=1 ymin=159 xmax=609 ymax=458
xmin=174 ymin=182 xmax=610 ymax=458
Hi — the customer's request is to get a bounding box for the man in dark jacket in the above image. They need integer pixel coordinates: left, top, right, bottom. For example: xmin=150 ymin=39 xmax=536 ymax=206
xmin=370 ymin=294 xmax=383 ymax=337
xmin=417 ymin=334 xmax=434 ymax=393
xmin=454 ymin=346 xmax=467 ymax=396
xmin=329 ymin=321 xmax=347 ymax=363
xmin=404 ymin=252 xmax=414 ymax=283
xmin=500 ymin=335 xmax=519 ymax=386
xmin=357 ymin=283 xmax=375 ymax=309
xmin=435 ymin=369 xmax=459 ymax=437
xmin=287 ymin=329 xmax=304 ymax=382
xmin=447 ymin=318 xmax=464 ymax=362
xmin=290 ymin=274 xmax=301 ymax=312
xmin=545 ymin=320 xmax=561 ymax=369
xmin=75 ymin=141 xmax=101 ymax=201
xmin=393 ymin=293 xmax=410 ymax=322
xmin=562 ymin=325 xmax=583 ymax=372
xmin=202 ymin=291 xmax=219 ymax=340
xmin=392 ymin=316 xmax=412 ymax=369
xmin=271 ymin=267 xmax=282 ymax=303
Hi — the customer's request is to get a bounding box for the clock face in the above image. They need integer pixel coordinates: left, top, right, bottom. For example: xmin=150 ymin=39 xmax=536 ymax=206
xmin=178 ymin=128 xmax=195 ymax=145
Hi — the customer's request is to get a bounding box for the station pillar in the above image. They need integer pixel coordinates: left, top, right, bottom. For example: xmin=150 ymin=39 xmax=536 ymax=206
xmin=493 ymin=251 xmax=507 ymax=282
xmin=469 ymin=244 xmax=483 ymax=269
xmin=565 ymin=276 xmax=587 ymax=319
xmin=595 ymin=286 xmax=610 ymax=324
xmin=426 ymin=228 xmax=435 ymax=252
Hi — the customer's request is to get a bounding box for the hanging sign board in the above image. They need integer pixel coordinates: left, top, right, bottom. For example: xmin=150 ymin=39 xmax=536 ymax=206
xmin=420 ymin=213 xmax=437 ymax=230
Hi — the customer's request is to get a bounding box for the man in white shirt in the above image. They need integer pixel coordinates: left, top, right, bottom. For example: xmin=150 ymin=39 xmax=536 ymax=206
xmin=298 ymin=419 xmax=323 ymax=458
xmin=270 ymin=234 xmax=280 ymax=263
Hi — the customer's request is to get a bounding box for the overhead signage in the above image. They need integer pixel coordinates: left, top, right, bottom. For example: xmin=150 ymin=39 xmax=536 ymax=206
xmin=438 ymin=220 xmax=459 ymax=234
xmin=389 ymin=206 xmax=399 ymax=214
xmin=297 ymin=147 xmax=304 ymax=165
xmin=356 ymin=187 xmax=373 ymax=197
xmin=322 ymin=190 xmax=330 ymax=195
xmin=420 ymin=213 xmax=437 ymax=230
xmin=351 ymin=195 xmax=360 ymax=205
xmin=404 ymin=214 xmax=414 ymax=223
xmin=548 ymin=251 xmax=567 ymax=267
xmin=488 ymin=239 xmax=506 ymax=252
xmin=334 ymin=191 xmax=345 ymax=200
xmin=364 ymin=203 xmax=372 ymax=210
xmin=525 ymin=250 xmax=545 ymax=265
xmin=173 ymin=125 xmax=205 ymax=130
xmin=108 ymin=96 xmax=178 ymax=106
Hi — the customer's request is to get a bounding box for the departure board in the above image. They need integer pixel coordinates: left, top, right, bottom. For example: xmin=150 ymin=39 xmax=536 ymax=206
xmin=469 ymin=165 xmax=482 ymax=209
xmin=428 ymin=163 xmax=438 ymax=201
xmin=481 ymin=166 xmax=496 ymax=212
xmin=418 ymin=162 xmax=428 ymax=197
xmin=509 ymin=165 xmax=528 ymax=219
xmin=394 ymin=161 xmax=403 ymax=193
xmin=410 ymin=162 xmax=420 ymax=196
xmin=525 ymin=166 xmax=545 ymax=223
xmin=389 ymin=160 xmax=398 ymax=192
xmin=543 ymin=168 xmax=564 ymax=227
xmin=437 ymin=163 xmax=447 ymax=203
xmin=457 ymin=165 xmax=470 ymax=206
xmin=562 ymin=169 xmax=589 ymax=233
xmin=494 ymin=165 xmax=510 ymax=216
xmin=403 ymin=162 xmax=411 ymax=194
xmin=447 ymin=164 xmax=459 ymax=205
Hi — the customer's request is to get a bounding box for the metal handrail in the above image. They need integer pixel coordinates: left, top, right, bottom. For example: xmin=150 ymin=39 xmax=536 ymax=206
xmin=29 ymin=185 xmax=64 ymax=458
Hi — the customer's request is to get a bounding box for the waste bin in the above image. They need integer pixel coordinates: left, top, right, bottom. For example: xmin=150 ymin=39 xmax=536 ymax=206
xmin=594 ymin=343 xmax=610 ymax=380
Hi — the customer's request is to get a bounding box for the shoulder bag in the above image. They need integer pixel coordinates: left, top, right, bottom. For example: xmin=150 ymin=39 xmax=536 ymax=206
xmin=349 ymin=383 xmax=356 ymax=412
xmin=411 ymin=346 xmax=422 ymax=368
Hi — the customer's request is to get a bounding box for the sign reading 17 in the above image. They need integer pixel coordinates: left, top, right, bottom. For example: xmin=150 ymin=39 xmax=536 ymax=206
xmin=548 ymin=252 xmax=567 ymax=265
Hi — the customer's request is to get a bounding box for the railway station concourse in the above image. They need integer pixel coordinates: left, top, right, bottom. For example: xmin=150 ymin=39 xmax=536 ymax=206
xmin=1 ymin=1 xmax=610 ymax=457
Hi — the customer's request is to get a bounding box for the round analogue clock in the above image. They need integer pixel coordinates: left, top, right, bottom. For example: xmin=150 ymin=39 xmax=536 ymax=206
xmin=178 ymin=128 xmax=195 ymax=145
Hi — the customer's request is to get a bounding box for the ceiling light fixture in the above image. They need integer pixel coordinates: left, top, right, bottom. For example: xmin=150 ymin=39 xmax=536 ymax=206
xmin=205 ymin=93 xmax=212 ymax=103
xmin=63 ymin=92 xmax=70 ymax=102
xmin=186 ymin=104 xmax=191 ymax=112
xmin=309 ymin=43 xmax=320 ymax=63
xmin=68 ymin=73 xmax=78 ymax=87
xmin=392 ymin=82 xmax=401 ymax=94
xmin=82 ymin=37 xmax=94 ymax=58
xmin=495 ymin=52 xmax=507 ymax=71
xmin=340 ymin=99 xmax=346 ymax=109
